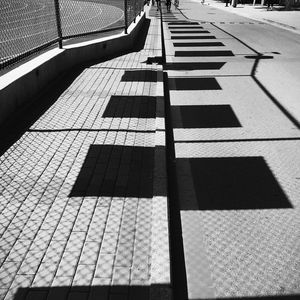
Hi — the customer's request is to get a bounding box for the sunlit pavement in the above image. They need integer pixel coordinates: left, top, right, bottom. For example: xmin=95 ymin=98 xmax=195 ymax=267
xmin=0 ymin=5 xmax=170 ymax=300
xmin=1 ymin=1 xmax=300 ymax=300
xmin=162 ymin=1 xmax=300 ymax=299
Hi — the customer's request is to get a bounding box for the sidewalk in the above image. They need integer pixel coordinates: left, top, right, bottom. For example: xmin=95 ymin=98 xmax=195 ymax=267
xmin=0 ymin=6 xmax=170 ymax=300
xmin=161 ymin=1 xmax=300 ymax=299
xmin=1 ymin=2 xmax=300 ymax=300
xmin=188 ymin=0 xmax=300 ymax=34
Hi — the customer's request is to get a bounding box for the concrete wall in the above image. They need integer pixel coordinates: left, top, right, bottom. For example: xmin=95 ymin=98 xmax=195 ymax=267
xmin=0 ymin=13 xmax=145 ymax=126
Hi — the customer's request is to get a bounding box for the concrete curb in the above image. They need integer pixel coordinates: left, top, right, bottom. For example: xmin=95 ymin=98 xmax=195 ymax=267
xmin=150 ymin=63 xmax=172 ymax=299
xmin=0 ymin=13 xmax=146 ymax=126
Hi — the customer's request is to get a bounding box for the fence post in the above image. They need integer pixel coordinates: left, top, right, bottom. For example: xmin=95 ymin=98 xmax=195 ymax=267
xmin=124 ymin=0 xmax=128 ymax=34
xmin=54 ymin=0 xmax=63 ymax=48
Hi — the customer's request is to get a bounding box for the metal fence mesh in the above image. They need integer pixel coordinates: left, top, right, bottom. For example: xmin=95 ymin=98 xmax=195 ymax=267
xmin=59 ymin=0 xmax=125 ymax=38
xmin=0 ymin=0 xmax=58 ymax=67
xmin=0 ymin=0 xmax=145 ymax=69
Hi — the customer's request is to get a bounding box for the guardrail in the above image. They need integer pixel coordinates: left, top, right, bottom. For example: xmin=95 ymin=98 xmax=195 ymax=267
xmin=0 ymin=0 xmax=145 ymax=70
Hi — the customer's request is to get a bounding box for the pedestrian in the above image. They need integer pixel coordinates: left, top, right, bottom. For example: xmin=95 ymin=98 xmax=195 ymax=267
xmin=266 ymin=0 xmax=274 ymax=10
xmin=174 ymin=0 xmax=179 ymax=8
xmin=166 ymin=0 xmax=171 ymax=11
xmin=225 ymin=0 xmax=229 ymax=6
xmin=156 ymin=0 xmax=161 ymax=10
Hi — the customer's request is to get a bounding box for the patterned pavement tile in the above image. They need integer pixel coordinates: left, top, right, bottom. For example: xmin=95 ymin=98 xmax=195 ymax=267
xmin=0 ymin=7 xmax=170 ymax=300
xmin=162 ymin=5 xmax=300 ymax=299
xmin=175 ymin=141 xmax=300 ymax=297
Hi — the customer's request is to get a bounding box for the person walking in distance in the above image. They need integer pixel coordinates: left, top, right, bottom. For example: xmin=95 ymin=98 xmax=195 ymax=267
xmin=174 ymin=0 xmax=179 ymax=8
xmin=166 ymin=0 xmax=171 ymax=11
xmin=156 ymin=0 xmax=161 ymax=10
xmin=267 ymin=0 xmax=274 ymax=10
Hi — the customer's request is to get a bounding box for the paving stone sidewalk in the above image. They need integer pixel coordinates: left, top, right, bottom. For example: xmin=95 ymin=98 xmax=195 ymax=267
xmin=161 ymin=1 xmax=300 ymax=299
xmin=0 ymin=6 xmax=170 ymax=300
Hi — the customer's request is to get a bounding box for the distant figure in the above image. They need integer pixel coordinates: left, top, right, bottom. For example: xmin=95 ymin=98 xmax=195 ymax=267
xmin=266 ymin=0 xmax=274 ymax=10
xmin=225 ymin=0 xmax=230 ymax=6
xmin=174 ymin=0 xmax=179 ymax=8
xmin=152 ymin=0 xmax=155 ymax=5
xmin=156 ymin=0 xmax=161 ymax=10
xmin=166 ymin=0 xmax=171 ymax=11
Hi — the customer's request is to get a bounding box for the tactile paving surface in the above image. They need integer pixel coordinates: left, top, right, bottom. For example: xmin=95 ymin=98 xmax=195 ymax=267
xmin=0 ymin=7 xmax=170 ymax=300
xmin=170 ymin=76 xmax=300 ymax=141
xmin=176 ymin=141 xmax=300 ymax=297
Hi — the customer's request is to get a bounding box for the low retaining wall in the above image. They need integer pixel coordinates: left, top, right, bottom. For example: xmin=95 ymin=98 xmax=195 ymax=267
xmin=0 ymin=13 xmax=145 ymax=126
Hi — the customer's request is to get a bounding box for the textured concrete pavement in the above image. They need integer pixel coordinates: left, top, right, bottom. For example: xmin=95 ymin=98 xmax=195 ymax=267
xmin=0 ymin=6 xmax=170 ymax=300
xmin=162 ymin=1 xmax=300 ymax=299
xmin=1 ymin=1 xmax=300 ymax=300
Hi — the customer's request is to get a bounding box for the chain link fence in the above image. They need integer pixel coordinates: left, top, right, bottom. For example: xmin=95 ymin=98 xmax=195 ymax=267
xmin=0 ymin=0 xmax=145 ymax=70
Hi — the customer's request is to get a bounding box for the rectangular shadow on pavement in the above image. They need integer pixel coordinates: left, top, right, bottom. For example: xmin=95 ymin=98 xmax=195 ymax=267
xmin=168 ymin=26 xmax=204 ymax=29
xmin=173 ymin=42 xmax=224 ymax=47
xmin=164 ymin=62 xmax=226 ymax=70
xmin=168 ymin=77 xmax=222 ymax=90
xmin=102 ymin=96 xmax=157 ymax=118
xmin=176 ymin=157 xmax=292 ymax=210
xmin=168 ymin=22 xmax=199 ymax=25
xmin=121 ymin=70 xmax=160 ymax=82
xmin=14 ymin=288 xmax=300 ymax=300
xmin=171 ymin=105 xmax=241 ymax=128
xmin=14 ymin=285 xmax=151 ymax=300
xmin=171 ymin=36 xmax=216 ymax=39
xmin=70 ymin=145 xmax=154 ymax=198
xmin=175 ymin=50 xmax=234 ymax=57
xmin=170 ymin=30 xmax=210 ymax=34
